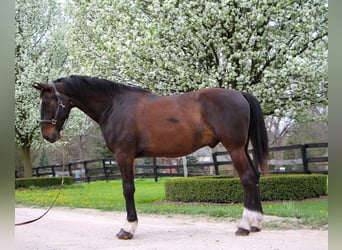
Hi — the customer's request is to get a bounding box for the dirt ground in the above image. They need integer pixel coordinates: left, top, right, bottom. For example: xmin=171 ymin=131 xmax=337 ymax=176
xmin=15 ymin=207 xmax=327 ymax=250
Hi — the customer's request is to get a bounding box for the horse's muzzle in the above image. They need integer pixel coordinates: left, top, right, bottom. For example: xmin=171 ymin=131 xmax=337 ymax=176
xmin=43 ymin=134 xmax=60 ymax=143
xmin=41 ymin=126 xmax=60 ymax=143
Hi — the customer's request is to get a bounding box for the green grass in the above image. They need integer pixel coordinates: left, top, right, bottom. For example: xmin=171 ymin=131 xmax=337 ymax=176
xmin=15 ymin=177 xmax=328 ymax=229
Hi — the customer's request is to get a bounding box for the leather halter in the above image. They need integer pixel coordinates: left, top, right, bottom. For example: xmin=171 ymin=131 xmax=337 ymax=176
xmin=40 ymin=82 xmax=67 ymax=129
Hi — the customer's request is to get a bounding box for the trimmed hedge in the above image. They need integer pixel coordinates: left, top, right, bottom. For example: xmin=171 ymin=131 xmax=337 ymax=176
xmin=15 ymin=176 xmax=74 ymax=189
xmin=165 ymin=174 xmax=327 ymax=203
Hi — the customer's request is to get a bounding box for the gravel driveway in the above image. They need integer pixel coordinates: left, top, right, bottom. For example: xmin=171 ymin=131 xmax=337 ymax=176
xmin=15 ymin=207 xmax=328 ymax=250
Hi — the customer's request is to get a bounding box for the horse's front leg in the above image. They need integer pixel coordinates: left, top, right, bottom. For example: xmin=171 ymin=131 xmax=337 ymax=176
xmin=116 ymin=155 xmax=138 ymax=240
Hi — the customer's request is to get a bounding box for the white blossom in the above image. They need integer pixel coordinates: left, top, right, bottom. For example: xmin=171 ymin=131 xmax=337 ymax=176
xmin=65 ymin=0 xmax=327 ymax=119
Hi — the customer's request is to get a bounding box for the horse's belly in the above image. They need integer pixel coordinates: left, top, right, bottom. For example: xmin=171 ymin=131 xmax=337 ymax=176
xmin=138 ymin=123 xmax=216 ymax=158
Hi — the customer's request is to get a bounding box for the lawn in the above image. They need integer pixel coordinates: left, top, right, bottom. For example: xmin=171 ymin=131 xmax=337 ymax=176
xmin=15 ymin=177 xmax=328 ymax=229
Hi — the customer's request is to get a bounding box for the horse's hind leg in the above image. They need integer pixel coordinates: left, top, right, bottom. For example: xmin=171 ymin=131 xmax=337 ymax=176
xmin=227 ymin=146 xmax=263 ymax=236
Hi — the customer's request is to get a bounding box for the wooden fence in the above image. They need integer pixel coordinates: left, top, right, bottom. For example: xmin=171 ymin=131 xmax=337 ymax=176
xmin=18 ymin=142 xmax=328 ymax=182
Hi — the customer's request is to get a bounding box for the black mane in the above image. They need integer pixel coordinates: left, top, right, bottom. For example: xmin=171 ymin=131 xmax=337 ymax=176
xmin=54 ymin=75 xmax=150 ymax=97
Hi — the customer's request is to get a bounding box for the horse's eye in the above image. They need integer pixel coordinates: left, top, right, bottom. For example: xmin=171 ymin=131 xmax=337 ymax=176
xmin=42 ymin=96 xmax=54 ymax=105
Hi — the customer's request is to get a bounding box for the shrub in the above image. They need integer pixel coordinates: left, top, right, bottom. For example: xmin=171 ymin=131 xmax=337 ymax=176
xmin=165 ymin=174 xmax=327 ymax=203
xmin=15 ymin=176 xmax=74 ymax=189
xmin=260 ymin=174 xmax=327 ymax=201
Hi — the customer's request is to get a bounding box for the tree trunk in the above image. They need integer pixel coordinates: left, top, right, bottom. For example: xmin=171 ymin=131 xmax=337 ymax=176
xmin=22 ymin=145 xmax=33 ymax=178
xmin=78 ymin=135 xmax=85 ymax=161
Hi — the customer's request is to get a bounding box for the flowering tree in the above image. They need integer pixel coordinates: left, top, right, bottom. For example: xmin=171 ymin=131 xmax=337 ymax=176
xmin=14 ymin=0 xmax=327 ymax=176
xmin=66 ymin=0 xmax=327 ymax=119
xmin=15 ymin=0 xmax=70 ymax=177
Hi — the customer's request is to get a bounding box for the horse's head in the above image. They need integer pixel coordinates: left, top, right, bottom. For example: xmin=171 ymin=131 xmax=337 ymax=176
xmin=33 ymin=81 xmax=72 ymax=143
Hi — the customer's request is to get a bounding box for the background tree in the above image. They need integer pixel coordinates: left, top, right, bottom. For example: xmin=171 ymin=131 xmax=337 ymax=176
xmin=65 ymin=0 xmax=328 ymax=119
xmin=15 ymin=0 xmax=69 ymax=177
xmin=15 ymin=0 xmax=328 ymax=174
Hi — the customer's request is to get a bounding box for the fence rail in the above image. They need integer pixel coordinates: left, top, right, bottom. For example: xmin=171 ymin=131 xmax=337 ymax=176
xmin=17 ymin=142 xmax=328 ymax=182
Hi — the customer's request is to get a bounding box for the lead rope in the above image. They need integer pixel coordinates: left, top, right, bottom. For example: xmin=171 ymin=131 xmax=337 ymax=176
xmin=15 ymin=141 xmax=67 ymax=226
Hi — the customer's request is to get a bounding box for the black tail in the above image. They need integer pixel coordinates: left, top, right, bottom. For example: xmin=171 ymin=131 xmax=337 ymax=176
xmin=242 ymin=92 xmax=269 ymax=173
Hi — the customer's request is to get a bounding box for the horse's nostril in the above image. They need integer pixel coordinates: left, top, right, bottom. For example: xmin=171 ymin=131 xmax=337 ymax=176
xmin=42 ymin=132 xmax=59 ymax=143
xmin=43 ymin=135 xmax=50 ymax=141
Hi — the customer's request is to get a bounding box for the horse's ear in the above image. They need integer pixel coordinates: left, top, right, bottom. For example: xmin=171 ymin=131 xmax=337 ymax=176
xmin=32 ymin=82 xmax=46 ymax=91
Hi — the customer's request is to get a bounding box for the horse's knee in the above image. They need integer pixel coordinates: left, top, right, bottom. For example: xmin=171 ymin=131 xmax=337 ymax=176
xmin=123 ymin=182 xmax=135 ymax=197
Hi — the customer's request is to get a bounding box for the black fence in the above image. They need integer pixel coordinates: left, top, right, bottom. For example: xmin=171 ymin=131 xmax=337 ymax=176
xmin=17 ymin=142 xmax=328 ymax=182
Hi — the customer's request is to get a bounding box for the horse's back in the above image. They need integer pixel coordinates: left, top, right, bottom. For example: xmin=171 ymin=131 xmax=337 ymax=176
xmin=196 ymin=88 xmax=248 ymax=110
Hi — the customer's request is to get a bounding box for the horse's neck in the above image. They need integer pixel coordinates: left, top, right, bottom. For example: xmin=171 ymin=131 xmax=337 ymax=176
xmin=63 ymin=86 xmax=113 ymax=124
xmin=62 ymin=80 xmax=149 ymax=124
xmin=70 ymin=95 xmax=111 ymax=123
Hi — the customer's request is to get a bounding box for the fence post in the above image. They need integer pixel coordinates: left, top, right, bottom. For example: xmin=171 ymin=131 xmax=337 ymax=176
xmin=212 ymin=152 xmax=219 ymax=175
xmin=52 ymin=166 xmax=56 ymax=177
xmin=153 ymin=158 xmax=158 ymax=182
xmin=182 ymin=156 xmax=188 ymax=177
xmin=301 ymin=144 xmax=309 ymax=174
xmin=102 ymin=159 xmax=109 ymax=182
xmin=68 ymin=162 xmax=73 ymax=177
xmin=35 ymin=168 xmax=39 ymax=177
xmin=84 ymin=162 xmax=90 ymax=183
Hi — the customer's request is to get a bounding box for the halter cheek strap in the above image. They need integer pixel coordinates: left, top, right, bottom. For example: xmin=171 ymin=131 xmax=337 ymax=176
xmin=40 ymin=82 xmax=67 ymax=129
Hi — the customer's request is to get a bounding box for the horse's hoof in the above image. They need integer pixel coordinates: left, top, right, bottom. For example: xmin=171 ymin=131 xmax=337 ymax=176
xmin=250 ymin=226 xmax=261 ymax=233
xmin=116 ymin=228 xmax=134 ymax=240
xmin=235 ymin=227 xmax=250 ymax=236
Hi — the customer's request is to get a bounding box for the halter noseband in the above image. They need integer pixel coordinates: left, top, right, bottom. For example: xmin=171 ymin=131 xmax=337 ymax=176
xmin=40 ymin=82 xmax=67 ymax=129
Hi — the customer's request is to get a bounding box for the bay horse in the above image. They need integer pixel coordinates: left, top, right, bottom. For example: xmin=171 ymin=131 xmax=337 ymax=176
xmin=33 ymin=75 xmax=269 ymax=239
